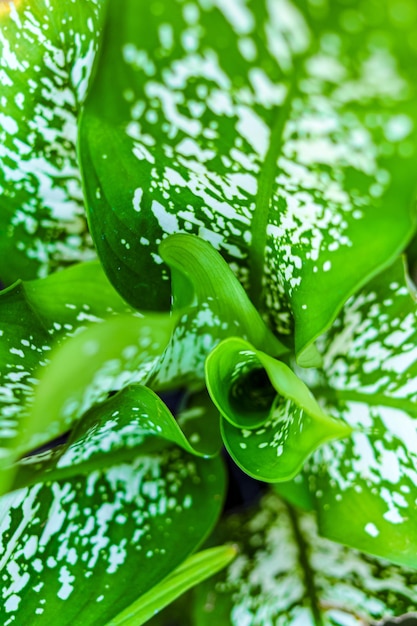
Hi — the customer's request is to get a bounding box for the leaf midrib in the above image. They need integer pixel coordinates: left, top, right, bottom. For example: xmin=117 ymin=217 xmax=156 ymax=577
xmin=286 ymin=502 xmax=323 ymax=626
xmin=248 ymin=77 xmax=296 ymax=309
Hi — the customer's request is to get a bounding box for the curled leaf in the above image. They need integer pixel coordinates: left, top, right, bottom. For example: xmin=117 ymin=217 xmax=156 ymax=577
xmin=154 ymin=234 xmax=287 ymax=389
xmin=205 ymin=337 xmax=351 ymax=481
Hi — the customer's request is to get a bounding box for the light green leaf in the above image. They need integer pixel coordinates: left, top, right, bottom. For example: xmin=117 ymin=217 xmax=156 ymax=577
xmin=106 ymin=545 xmax=236 ymax=626
xmin=0 ymin=282 xmax=52 ymax=464
xmin=22 ymin=260 xmax=135 ymax=327
xmin=0 ymin=447 xmax=226 ymax=625
xmin=153 ymin=234 xmax=287 ymax=389
xmin=0 ymin=0 xmax=106 ymax=283
xmin=19 ymin=314 xmax=174 ymax=457
xmin=205 ymin=337 xmax=351 ymax=481
xmin=304 ymin=257 xmax=417 ymax=568
xmin=0 ymin=261 xmax=168 ymax=469
xmin=193 ymin=492 xmax=417 ymax=625
xmin=80 ymin=0 xmax=417 ymax=360
xmin=12 ymin=383 xmax=220 ymax=492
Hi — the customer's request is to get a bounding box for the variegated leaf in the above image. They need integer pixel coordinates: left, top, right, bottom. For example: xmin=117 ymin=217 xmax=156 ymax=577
xmin=80 ymin=0 xmax=417 ymax=361
xmin=193 ymin=492 xmax=417 ymax=625
xmin=0 ymin=447 xmax=225 ymax=625
xmin=11 ymin=383 xmax=221 ymax=493
xmin=21 ymin=313 xmax=173 ymax=458
xmin=0 ymin=262 xmax=169 ymax=469
xmin=153 ymin=234 xmax=287 ymax=389
xmin=205 ymin=337 xmax=350 ymax=481
xmin=306 ymin=258 xmax=417 ymax=568
xmin=0 ymin=0 xmax=106 ymax=284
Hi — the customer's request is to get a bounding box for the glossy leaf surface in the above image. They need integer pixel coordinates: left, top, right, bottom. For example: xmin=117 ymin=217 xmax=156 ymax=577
xmin=12 ymin=383 xmax=220 ymax=493
xmin=206 ymin=337 xmax=351 ymax=481
xmin=0 ymin=261 xmax=168 ymax=467
xmin=22 ymin=314 xmax=174 ymax=454
xmin=0 ymin=0 xmax=106 ymax=283
xmin=80 ymin=0 xmax=417 ymax=360
xmin=106 ymin=545 xmax=236 ymax=626
xmin=305 ymin=258 xmax=417 ymax=568
xmin=0 ymin=447 xmax=225 ymax=625
xmin=153 ymin=234 xmax=287 ymax=389
xmin=194 ymin=492 xmax=417 ymax=625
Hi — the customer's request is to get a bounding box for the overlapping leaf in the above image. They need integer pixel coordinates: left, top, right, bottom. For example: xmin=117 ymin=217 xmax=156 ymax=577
xmin=80 ymin=0 xmax=417 ymax=362
xmin=153 ymin=234 xmax=287 ymax=389
xmin=0 ymin=0 xmax=107 ymax=284
xmin=0 ymin=445 xmax=226 ymax=625
xmin=304 ymin=258 xmax=417 ymax=568
xmin=193 ymin=492 xmax=417 ymax=625
xmin=11 ymin=383 xmax=221 ymax=494
xmin=205 ymin=337 xmax=350 ymax=481
xmin=106 ymin=545 xmax=236 ymax=626
xmin=0 ymin=262 xmax=171 ymax=470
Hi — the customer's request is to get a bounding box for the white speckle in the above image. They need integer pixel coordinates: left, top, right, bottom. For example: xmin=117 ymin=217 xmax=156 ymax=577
xmin=385 ymin=114 xmax=413 ymax=142
xmin=364 ymin=522 xmax=379 ymax=537
xmin=57 ymin=565 xmax=75 ymax=600
xmin=0 ymin=113 xmax=18 ymax=135
xmin=5 ymin=594 xmax=20 ymax=613
xmin=133 ymin=187 xmax=143 ymax=212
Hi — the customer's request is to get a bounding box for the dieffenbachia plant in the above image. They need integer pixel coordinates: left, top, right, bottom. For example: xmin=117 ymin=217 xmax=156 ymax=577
xmin=1 ymin=0 xmax=417 ymax=624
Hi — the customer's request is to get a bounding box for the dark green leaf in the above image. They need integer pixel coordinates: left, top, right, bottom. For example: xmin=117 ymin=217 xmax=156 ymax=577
xmin=0 ymin=0 xmax=106 ymax=283
xmin=0 ymin=448 xmax=226 ymax=625
xmin=106 ymin=545 xmax=236 ymax=626
xmin=80 ymin=0 xmax=417 ymax=361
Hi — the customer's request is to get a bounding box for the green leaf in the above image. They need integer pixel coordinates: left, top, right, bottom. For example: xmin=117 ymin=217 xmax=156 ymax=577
xmin=12 ymin=384 xmax=221 ymax=492
xmin=80 ymin=0 xmax=417 ymax=360
xmin=19 ymin=314 xmax=174 ymax=457
xmin=0 ymin=448 xmax=226 ymax=625
xmin=0 ymin=282 xmax=52 ymax=464
xmin=273 ymin=472 xmax=314 ymax=511
xmin=153 ymin=234 xmax=287 ymax=389
xmin=160 ymin=234 xmax=287 ymax=355
xmin=205 ymin=337 xmax=351 ymax=482
xmin=193 ymin=492 xmax=417 ymax=625
xmin=0 ymin=0 xmax=106 ymax=283
xmin=303 ymin=257 xmax=417 ymax=568
xmin=105 ymin=545 xmax=236 ymax=626
xmin=175 ymin=389 xmax=223 ymax=458
xmin=0 ymin=261 xmax=169 ymax=469
xmin=22 ymin=260 xmax=135 ymax=327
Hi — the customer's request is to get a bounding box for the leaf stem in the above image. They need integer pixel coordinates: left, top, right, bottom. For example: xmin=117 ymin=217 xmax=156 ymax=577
xmin=248 ymin=78 xmax=295 ymax=309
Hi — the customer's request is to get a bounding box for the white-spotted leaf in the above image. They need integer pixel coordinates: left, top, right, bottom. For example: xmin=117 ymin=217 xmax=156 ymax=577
xmin=304 ymin=258 xmax=417 ymax=568
xmin=205 ymin=337 xmax=351 ymax=481
xmin=153 ymin=234 xmax=287 ymax=389
xmin=194 ymin=492 xmax=417 ymax=625
xmin=11 ymin=383 xmax=221 ymax=493
xmin=80 ymin=0 xmax=417 ymax=361
xmin=0 ymin=261 xmax=169 ymax=472
xmin=0 ymin=447 xmax=226 ymax=625
xmin=0 ymin=0 xmax=106 ymax=283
